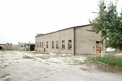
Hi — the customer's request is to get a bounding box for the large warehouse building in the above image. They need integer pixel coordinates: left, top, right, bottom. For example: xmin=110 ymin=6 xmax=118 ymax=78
xmin=35 ymin=24 xmax=105 ymax=55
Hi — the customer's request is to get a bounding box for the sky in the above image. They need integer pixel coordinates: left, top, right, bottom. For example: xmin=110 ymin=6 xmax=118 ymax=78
xmin=0 ymin=0 xmax=122 ymax=44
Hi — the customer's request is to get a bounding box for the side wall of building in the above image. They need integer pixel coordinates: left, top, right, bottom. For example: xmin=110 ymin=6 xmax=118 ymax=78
xmin=35 ymin=28 xmax=74 ymax=54
xmin=18 ymin=43 xmax=35 ymax=51
xmin=18 ymin=43 xmax=26 ymax=51
xmin=50 ymin=32 xmax=60 ymax=53
xmin=75 ymin=25 xmax=102 ymax=54
xmin=39 ymin=35 xmax=45 ymax=53
xmin=0 ymin=43 xmax=12 ymax=50
xmin=35 ymin=36 xmax=41 ymax=52
xmin=44 ymin=34 xmax=51 ymax=53
xmin=60 ymin=28 xmax=74 ymax=54
xmin=35 ymin=25 xmax=103 ymax=55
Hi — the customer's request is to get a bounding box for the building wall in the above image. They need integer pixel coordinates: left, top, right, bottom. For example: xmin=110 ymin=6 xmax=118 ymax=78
xmin=35 ymin=36 xmax=41 ymax=51
xmin=60 ymin=28 xmax=74 ymax=54
xmin=35 ymin=25 xmax=103 ymax=55
xmin=0 ymin=43 xmax=12 ymax=50
xmin=0 ymin=45 xmax=6 ymax=50
xmin=35 ymin=28 xmax=74 ymax=54
xmin=39 ymin=35 xmax=45 ymax=52
xmin=18 ymin=43 xmax=35 ymax=51
xmin=44 ymin=34 xmax=51 ymax=53
xmin=75 ymin=25 xmax=102 ymax=54
xmin=50 ymin=32 xmax=60 ymax=53
xmin=18 ymin=43 xmax=26 ymax=51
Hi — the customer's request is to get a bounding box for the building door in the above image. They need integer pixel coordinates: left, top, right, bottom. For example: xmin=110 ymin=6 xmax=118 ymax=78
xmin=0 ymin=46 xmax=2 ymax=50
xmin=30 ymin=45 xmax=35 ymax=51
xmin=96 ymin=41 xmax=101 ymax=54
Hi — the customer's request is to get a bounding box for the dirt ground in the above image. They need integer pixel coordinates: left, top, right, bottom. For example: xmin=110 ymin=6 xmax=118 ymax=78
xmin=0 ymin=51 xmax=122 ymax=81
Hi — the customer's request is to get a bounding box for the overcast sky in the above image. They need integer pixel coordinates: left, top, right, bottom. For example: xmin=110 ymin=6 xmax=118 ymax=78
xmin=0 ymin=0 xmax=122 ymax=44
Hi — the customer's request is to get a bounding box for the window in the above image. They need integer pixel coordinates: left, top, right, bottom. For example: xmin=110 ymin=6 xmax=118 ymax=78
xmin=68 ymin=40 xmax=72 ymax=50
xmin=40 ymin=42 xmax=41 ymax=48
xmin=52 ymin=41 xmax=54 ymax=49
xmin=46 ymin=41 xmax=48 ymax=48
xmin=42 ymin=42 xmax=43 ymax=48
xmin=62 ymin=40 xmax=65 ymax=49
xmin=56 ymin=41 xmax=59 ymax=49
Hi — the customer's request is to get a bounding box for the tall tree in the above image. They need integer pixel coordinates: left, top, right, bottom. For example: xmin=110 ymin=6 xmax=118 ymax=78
xmin=90 ymin=0 xmax=122 ymax=50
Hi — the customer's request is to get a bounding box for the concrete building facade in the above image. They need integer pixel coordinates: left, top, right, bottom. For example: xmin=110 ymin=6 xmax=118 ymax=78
xmin=0 ymin=43 xmax=12 ymax=50
xmin=35 ymin=24 xmax=104 ymax=55
xmin=18 ymin=42 xmax=35 ymax=51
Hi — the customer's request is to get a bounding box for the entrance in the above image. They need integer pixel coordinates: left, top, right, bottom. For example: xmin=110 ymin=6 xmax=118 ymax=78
xmin=96 ymin=41 xmax=101 ymax=54
xmin=0 ymin=46 xmax=2 ymax=50
xmin=30 ymin=45 xmax=35 ymax=51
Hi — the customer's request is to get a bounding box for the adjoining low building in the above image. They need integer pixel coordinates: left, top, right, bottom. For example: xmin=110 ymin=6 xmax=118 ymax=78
xmin=0 ymin=43 xmax=12 ymax=50
xmin=35 ymin=24 xmax=105 ymax=55
xmin=18 ymin=42 xmax=35 ymax=51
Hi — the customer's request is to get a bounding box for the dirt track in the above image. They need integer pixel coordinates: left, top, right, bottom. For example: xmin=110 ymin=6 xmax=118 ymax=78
xmin=0 ymin=51 xmax=122 ymax=81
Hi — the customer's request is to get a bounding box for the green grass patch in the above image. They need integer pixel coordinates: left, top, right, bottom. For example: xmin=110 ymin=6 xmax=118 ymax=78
xmin=97 ymin=56 xmax=122 ymax=67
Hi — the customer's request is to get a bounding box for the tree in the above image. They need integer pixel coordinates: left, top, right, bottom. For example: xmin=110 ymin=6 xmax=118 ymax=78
xmin=90 ymin=0 xmax=122 ymax=50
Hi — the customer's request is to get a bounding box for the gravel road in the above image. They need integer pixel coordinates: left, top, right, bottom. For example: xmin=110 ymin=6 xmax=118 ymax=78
xmin=0 ymin=51 xmax=122 ymax=81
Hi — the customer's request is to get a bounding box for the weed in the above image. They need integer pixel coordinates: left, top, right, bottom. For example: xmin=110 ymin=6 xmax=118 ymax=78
xmin=97 ymin=55 xmax=122 ymax=67
xmin=37 ymin=56 xmax=49 ymax=59
xmin=0 ymin=74 xmax=10 ymax=79
xmin=4 ymin=78 xmax=10 ymax=81
xmin=23 ymin=56 xmax=34 ymax=59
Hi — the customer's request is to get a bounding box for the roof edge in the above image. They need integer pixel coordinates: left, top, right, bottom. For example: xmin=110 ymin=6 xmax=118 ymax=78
xmin=35 ymin=24 xmax=91 ymax=37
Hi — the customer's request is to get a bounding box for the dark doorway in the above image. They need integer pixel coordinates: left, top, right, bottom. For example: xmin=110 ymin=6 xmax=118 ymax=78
xmin=30 ymin=45 xmax=35 ymax=51
xmin=0 ymin=46 xmax=2 ymax=50
xmin=96 ymin=41 xmax=101 ymax=54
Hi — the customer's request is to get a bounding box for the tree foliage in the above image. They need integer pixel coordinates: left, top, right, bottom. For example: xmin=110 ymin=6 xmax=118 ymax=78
xmin=90 ymin=0 xmax=122 ymax=50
